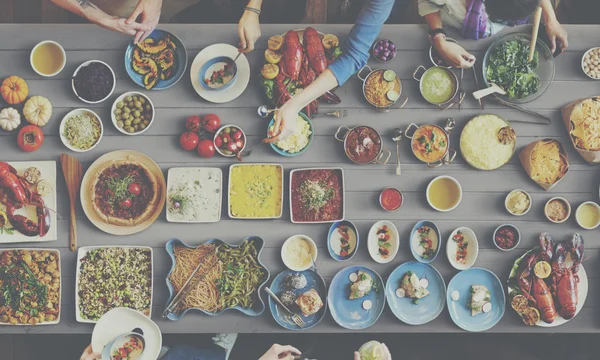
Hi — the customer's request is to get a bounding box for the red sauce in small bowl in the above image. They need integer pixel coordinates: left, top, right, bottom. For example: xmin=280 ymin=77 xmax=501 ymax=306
xmin=380 ymin=188 xmax=403 ymax=211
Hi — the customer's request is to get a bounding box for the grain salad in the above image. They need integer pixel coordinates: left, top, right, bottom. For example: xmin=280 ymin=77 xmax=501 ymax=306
xmin=77 ymin=247 xmax=152 ymax=321
xmin=63 ymin=111 xmax=102 ymax=151
xmin=460 ymin=114 xmax=515 ymax=170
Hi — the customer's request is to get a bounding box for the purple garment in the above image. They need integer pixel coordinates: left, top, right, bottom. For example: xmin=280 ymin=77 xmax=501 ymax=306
xmin=461 ymin=0 xmax=529 ymax=40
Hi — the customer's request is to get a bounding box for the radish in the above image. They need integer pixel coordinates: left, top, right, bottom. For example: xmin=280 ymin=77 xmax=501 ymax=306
xmin=419 ymin=278 xmax=429 ymax=289
xmin=395 ymin=288 xmax=405 ymax=298
xmin=450 ymin=290 xmax=460 ymax=301
xmin=482 ymin=302 xmax=492 ymax=313
xmin=349 ymin=272 xmax=358 ymax=282
xmin=362 ymin=300 xmax=372 ymax=310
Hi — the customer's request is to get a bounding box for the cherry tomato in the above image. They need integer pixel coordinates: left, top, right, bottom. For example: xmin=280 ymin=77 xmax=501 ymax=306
xmin=105 ymin=189 xmax=115 ymax=198
xmin=128 ymin=183 xmax=141 ymax=196
xmin=214 ymin=135 xmax=223 ymax=148
xmin=232 ymin=130 xmax=243 ymax=141
xmin=120 ymin=198 xmax=132 ymax=209
xmin=17 ymin=125 xmax=44 ymax=152
xmin=180 ymin=131 xmax=200 ymax=151
xmin=197 ymin=139 xmax=215 ymax=158
xmin=185 ymin=115 xmax=202 ymax=132
xmin=202 ymin=114 xmax=221 ymax=132
xmin=227 ymin=142 xmax=238 ymax=152
xmin=235 ymin=140 xmax=244 ymax=149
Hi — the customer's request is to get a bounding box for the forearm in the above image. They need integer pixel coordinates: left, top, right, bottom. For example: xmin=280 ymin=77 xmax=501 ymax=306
xmin=288 ymin=70 xmax=338 ymax=109
xmin=423 ymin=11 xmax=443 ymax=31
xmin=540 ymin=0 xmax=557 ymax=23
xmin=246 ymin=0 xmax=263 ymax=10
xmin=50 ymin=0 xmax=112 ymax=25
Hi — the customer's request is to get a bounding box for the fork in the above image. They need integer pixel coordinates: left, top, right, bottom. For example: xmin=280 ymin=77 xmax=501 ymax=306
xmin=265 ymin=287 xmax=306 ymax=328
xmin=317 ymin=109 xmax=348 ymax=118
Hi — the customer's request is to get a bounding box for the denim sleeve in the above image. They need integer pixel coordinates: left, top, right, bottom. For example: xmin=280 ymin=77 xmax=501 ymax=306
xmin=418 ymin=0 xmax=443 ymax=16
xmin=328 ymin=0 xmax=396 ymax=86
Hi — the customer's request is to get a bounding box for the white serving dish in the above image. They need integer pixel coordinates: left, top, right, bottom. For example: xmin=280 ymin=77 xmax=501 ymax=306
xmin=367 ymin=220 xmax=399 ymax=264
xmin=289 ymin=167 xmax=345 ymax=224
xmin=281 ymin=234 xmax=318 ymax=271
xmin=228 ymin=163 xmax=284 ymax=219
xmin=72 ymin=60 xmax=116 ymax=104
xmin=575 ymin=201 xmax=600 ymax=230
xmin=504 ymin=189 xmax=532 ymax=216
xmin=110 ymin=91 xmax=155 ymax=136
xmin=59 ymin=108 xmax=103 ymax=153
xmin=544 ymin=197 xmax=571 ymax=224
xmin=0 ymin=248 xmax=61 ymax=325
xmin=166 ymin=167 xmax=222 ymax=223
xmin=446 ymin=227 xmax=478 ymax=270
xmin=426 ymin=175 xmax=462 ymax=212
xmin=581 ymin=47 xmax=600 ymax=80
xmin=75 ymin=246 xmax=154 ymax=324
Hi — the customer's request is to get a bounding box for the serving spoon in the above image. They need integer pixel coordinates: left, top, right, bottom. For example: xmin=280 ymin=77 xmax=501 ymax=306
xmin=392 ymin=128 xmax=403 ymax=176
xmin=473 ymin=82 xmax=506 ymax=100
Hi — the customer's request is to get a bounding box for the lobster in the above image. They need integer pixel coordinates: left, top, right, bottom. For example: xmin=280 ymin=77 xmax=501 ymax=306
xmin=533 ymin=276 xmax=556 ymax=323
xmin=303 ymin=27 xmax=328 ymax=75
xmin=281 ymin=30 xmax=303 ymax=81
xmin=0 ymin=162 xmax=50 ymax=237
xmin=518 ymin=233 xmax=554 ymax=303
xmin=552 ymin=234 xmax=584 ymax=320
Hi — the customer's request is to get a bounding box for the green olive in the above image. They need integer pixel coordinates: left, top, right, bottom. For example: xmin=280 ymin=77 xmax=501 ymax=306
xmin=224 ymin=127 xmax=231 ymax=134
xmin=134 ymin=101 xmax=142 ymax=108
xmin=133 ymin=110 xmax=140 ymax=117
xmin=116 ymin=101 xmax=124 ymax=109
xmin=134 ymin=124 xmax=140 ymax=131
xmin=222 ymin=149 xmax=232 ymax=155
xmin=125 ymin=96 xmax=132 ymax=102
xmin=123 ymin=107 xmax=131 ymax=113
xmin=141 ymin=124 xmax=147 ymax=130
xmin=114 ymin=108 xmax=122 ymax=115
xmin=143 ymin=120 xmax=150 ymax=126
xmin=140 ymin=97 xmax=146 ymax=104
xmin=144 ymin=104 xmax=151 ymax=111
xmin=125 ymin=120 xmax=132 ymax=126
xmin=127 ymin=127 xmax=135 ymax=133
xmin=133 ymin=118 xmax=141 ymax=125
xmin=117 ymin=120 xmax=124 ymax=128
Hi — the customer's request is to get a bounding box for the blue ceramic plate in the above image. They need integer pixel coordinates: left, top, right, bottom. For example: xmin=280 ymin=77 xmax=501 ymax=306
xmin=268 ymin=269 xmax=327 ymax=330
xmin=409 ymin=220 xmax=441 ymax=263
xmin=446 ymin=267 xmax=505 ymax=332
xmin=198 ymin=56 xmax=238 ymax=91
xmin=386 ymin=261 xmax=445 ymax=325
xmin=164 ymin=237 xmax=270 ymax=320
xmin=328 ymin=266 xmax=385 ymax=330
xmin=267 ymin=112 xmax=314 ymax=157
xmin=327 ymin=220 xmax=359 ymax=261
xmin=125 ymin=29 xmax=188 ymax=90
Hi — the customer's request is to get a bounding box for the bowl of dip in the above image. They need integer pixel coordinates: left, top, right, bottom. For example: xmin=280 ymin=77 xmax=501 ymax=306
xmin=493 ymin=224 xmax=521 ymax=251
xmin=575 ymin=201 xmax=600 ymax=230
xmin=281 ymin=235 xmax=318 ymax=271
xmin=199 ymin=56 xmax=237 ymax=91
xmin=30 ymin=40 xmax=66 ymax=77
xmin=327 ymin=220 xmax=359 ymax=261
xmin=544 ymin=197 xmax=571 ymax=224
xmin=505 ymin=189 xmax=532 ymax=216
xmin=426 ymin=176 xmax=462 ymax=212
xmin=379 ymin=187 xmax=403 ymax=211
xmin=410 ymin=220 xmax=441 ymax=263
xmin=413 ymin=65 xmax=460 ymax=109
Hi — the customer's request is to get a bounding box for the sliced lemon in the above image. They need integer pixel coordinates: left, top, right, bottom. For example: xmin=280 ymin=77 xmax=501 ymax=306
xmin=387 ymin=90 xmax=399 ymax=101
xmin=322 ymin=34 xmax=339 ymax=50
xmin=534 ymin=261 xmax=552 ymax=279
xmin=268 ymin=35 xmax=284 ymax=51
xmin=383 ymin=69 xmax=396 ymax=82
xmin=264 ymin=49 xmax=282 ymax=64
xmin=261 ymin=63 xmax=279 ymax=80
xmin=520 ymin=307 xmax=540 ymax=326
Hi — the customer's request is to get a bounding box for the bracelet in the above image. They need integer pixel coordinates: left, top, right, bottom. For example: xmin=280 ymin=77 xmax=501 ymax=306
xmin=244 ymin=6 xmax=261 ymax=16
xmin=428 ymin=28 xmax=447 ymax=43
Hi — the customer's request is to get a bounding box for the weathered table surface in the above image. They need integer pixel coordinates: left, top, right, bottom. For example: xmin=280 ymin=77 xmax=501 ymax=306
xmin=0 ymin=24 xmax=598 ymax=334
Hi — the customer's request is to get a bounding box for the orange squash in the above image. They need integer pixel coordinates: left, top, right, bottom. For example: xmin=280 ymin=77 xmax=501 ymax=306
xmin=1 ymin=76 xmax=29 ymax=105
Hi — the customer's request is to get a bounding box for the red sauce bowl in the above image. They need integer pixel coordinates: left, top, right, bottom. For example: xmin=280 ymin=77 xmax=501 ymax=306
xmin=379 ymin=188 xmax=403 ymax=212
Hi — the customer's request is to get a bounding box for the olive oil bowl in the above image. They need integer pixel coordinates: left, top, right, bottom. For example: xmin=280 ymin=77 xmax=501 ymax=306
xmin=30 ymin=40 xmax=66 ymax=77
xmin=426 ymin=175 xmax=462 ymax=212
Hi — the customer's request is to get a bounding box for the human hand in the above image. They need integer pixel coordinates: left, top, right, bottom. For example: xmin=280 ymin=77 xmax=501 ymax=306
xmin=258 ymin=344 xmax=301 ymax=360
xmin=101 ymin=16 xmax=150 ymax=36
xmin=238 ymin=10 xmax=261 ymax=53
xmin=353 ymin=343 xmax=392 ymax=360
xmin=544 ymin=18 xmax=568 ymax=54
xmin=127 ymin=0 xmax=163 ymax=43
xmin=263 ymin=101 xmax=300 ymax=143
xmin=80 ymin=344 xmax=100 ymax=360
xmin=433 ymin=36 xmax=475 ymax=68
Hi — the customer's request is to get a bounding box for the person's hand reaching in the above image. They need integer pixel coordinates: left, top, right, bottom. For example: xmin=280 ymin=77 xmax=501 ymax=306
xmin=544 ymin=18 xmax=568 ymax=54
xmin=433 ymin=36 xmax=476 ymax=68
xmin=127 ymin=0 xmax=163 ymax=43
xmin=263 ymin=101 xmax=300 ymax=144
xmin=100 ymin=16 xmax=150 ymax=36
xmin=259 ymin=344 xmax=301 ymax=360
xmin=354 ymin=343 xmax=392 ymax=360
xmin=80 ymin=344 xmax=100 ymax=360
xmin=238 ymin=10 xmax=261 ymax=53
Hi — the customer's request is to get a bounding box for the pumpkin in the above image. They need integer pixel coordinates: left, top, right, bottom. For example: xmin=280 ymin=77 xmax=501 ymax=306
xmin=1 ymin=76 xmax=28 ymax=105
xmin=0 ymin=107 xmax=20 ymax=131
xmin=23 ymin=96 xmax=52 ymax=126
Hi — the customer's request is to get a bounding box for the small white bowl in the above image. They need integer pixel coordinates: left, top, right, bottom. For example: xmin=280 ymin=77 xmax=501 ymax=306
xmin=575 ymin=201 xmax=600 ymax=230
xmin=367 ymin=220 xmax=399 ymax=264
xmin=72 ymin=60 xmax=116 ymax=104
xmin=446 ymin=227 xmax=478 ymax=270
xmin=544 ymin=197 xmax=571 ymax=224
xmin=504 ymin=189 xmax=532 ymax=216
xmin=281 ymin=235 xmax=318 ymax=272
xmin=214 ymin=125 xmax=246 ymax=157
xmin=111 ymin=91 xmax=155 ymax=136
xmin=59 ymin=108 xmax=103 ymax=153
xmin=492 ymin=224 xmax=521 ymax=252
xmin=426 ymin=175 xmax=463 ymax=212
xmin=581 ymin=47 xmax=600 ymax=80
xmin=30 ymin=40 xmax=66 ymax=77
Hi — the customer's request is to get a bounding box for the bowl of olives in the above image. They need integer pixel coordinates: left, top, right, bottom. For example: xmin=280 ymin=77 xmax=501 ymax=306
xmin=111 ymin=91 xmax=155 ymax=135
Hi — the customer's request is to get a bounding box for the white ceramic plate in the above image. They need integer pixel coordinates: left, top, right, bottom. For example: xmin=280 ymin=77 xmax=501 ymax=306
xmin=367 ymin=220 xmax=399 ymax=264
xmin=92 ymin=307 xmax=161 ymax=360
xmin=0 ymin=161 xmax=57 ymax=243
xmin=190 ymin=44 xmax=250 ymax=103
xmin=166 ymin=167 xmax=222 ymax=223
xmin=446 ymin=227 xmax=478 ymax=270
xmin=75 ymin=246 xmax=153 ymax=324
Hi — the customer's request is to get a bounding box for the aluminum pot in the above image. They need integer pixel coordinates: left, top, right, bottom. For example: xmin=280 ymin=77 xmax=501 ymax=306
xmin=357 ymin=65 xmax=408 ymax=112
xmin=413 ymin=65 xmax=464 ymax=110
xmin=404 ymin=117 xmax=457 ymax=168
xmin=335 ymin=125 xmax=391 ymax=165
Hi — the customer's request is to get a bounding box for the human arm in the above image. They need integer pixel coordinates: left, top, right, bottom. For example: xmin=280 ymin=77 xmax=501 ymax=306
xmin=258 ymin=344 xmax=301 ymax=360
xmin=79 ymin=344 xmax=100 ymax=360
xmin=353 ymin=343 xmax=392 ymax=360
xmin=126 ymin=0 xmax=163 ymax=43
xmin=423 ymin=11 xmax=476 ymax=68
xmin=49 ymin=0 xmax=151 ymax=36
xmin=540 ymin=0 xmax=568 ymax=53
xmin=238 ymin=0 xmax=263 ymax=53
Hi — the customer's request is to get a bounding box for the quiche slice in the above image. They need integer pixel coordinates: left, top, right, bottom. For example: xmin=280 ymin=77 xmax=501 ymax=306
xmin=295 ymin=289 xmax=323 ymax=317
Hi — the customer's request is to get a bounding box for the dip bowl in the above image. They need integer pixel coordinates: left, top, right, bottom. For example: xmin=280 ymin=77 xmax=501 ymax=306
xmin=335 ymin=125 xmax=391 ymax=165
xmin=327 ymin=220 xmax=360 ymax=261
xmin=281 ymin=234 xmax=318 ymax=272
xmin=30 ymin=40 xmax=66 ymax=77
xmin=410 ymin=220 xmax=441 ymax=263
xmin=493 ymin=224 xmax=521 ymax=251
xmin=198 ymin=55 xmax=238 ymax=91
xmin=357 ymin=65 xmax=408 ymax=112
xmin=446 ymin=227 xmax=478 ymax=270
xmin=101 ymin=331 xmax=146 ymax=360
xmin=404 ymin=117 xmax=456 ymax=168
xmin=413 ymin=65 xmax=463 ymax=110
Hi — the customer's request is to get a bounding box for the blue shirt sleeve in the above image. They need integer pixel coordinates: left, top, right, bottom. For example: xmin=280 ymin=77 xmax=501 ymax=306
xmin=328 ymin=0 xmax=396 ymax=86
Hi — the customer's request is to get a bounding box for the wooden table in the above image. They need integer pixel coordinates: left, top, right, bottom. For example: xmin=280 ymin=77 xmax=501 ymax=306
xmin=0 ymin=24 xmax=598 ymax=334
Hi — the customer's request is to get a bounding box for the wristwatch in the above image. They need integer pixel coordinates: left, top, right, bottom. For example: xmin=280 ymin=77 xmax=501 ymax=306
xmin=428 ymin=28 xmax=447 ymax=43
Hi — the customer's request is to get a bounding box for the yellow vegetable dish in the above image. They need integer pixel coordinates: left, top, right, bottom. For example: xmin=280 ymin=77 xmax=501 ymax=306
xmin=569 ymin=98 xmax=600 ymax=151
xmin=229 ymin=164 xmax=283 ymax=218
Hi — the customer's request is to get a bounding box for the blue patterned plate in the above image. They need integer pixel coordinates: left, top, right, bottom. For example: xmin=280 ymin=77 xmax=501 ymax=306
xmin=268 ymin=269 xmax=327 ymax=330
xmin=386 ymin=261 xmax=445 ymax=325
xmin=164 ymin=237 xmax=270 ymax=320
xmin=446 ymin=267 xmax=505 ymax=332
xmin=328 ymin=266 xmax=385 ymax=330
